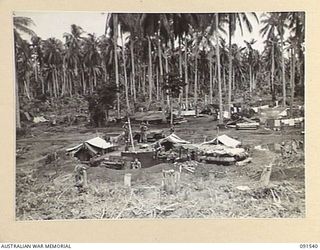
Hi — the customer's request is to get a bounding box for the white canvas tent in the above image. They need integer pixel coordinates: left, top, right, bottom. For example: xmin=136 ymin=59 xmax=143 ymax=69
xmin=66 ymin=137 xmax=115 ymax=161
xmin=157 ymin=133 xmax=190 ymax=150
xmin=202 ymin=134 xmax=241 ymax=148
xmin=158 ymin=133 xmax=190 ymax=145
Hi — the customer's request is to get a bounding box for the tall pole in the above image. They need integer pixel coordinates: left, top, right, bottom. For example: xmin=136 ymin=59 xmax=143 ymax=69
xmin=113 ymin=14 xmax=120 ymax=118
xmin=215 ymin=14 xmax=223 ymax=124
xmin=127 ymin=117 xmax=135 ymax=151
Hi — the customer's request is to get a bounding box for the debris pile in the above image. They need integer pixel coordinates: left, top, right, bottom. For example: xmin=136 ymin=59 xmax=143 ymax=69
xmin=174 ymin=161 xmax=200 ymax=173
xmin=198 ymin=145 xmax=248 ymax=165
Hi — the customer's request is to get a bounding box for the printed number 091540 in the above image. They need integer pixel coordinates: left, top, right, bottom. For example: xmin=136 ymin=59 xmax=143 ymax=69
xmin=300 ymin=244 xmax=318 ymax=248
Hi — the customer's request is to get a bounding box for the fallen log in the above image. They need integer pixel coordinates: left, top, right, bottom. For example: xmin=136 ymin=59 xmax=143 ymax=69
xmin=235 ymin=157 xmax=252 ymax=167
xmin=183 ymin=167 xmax=195 ymax=173
xmin=199 ymin=156 xmax=236 ymax=164
xmin=236 ymin=122 xmax=259 ymax=130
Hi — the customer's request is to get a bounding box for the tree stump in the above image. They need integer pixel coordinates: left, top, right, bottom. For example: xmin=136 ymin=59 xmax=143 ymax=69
xmin=162 ymin=169 xmax=180 ymax=194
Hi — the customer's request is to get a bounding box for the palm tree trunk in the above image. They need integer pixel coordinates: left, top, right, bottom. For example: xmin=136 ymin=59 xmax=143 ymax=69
xmin=223 ymin=67 xmax=226 ymax=97
xmin=170 ymin=98 xmax=173 ymax=125
xmin=137 ymin=65 xmax=141 ymax=93
xmin=158 ymin=36 xmax=164 ymax=100
xmin=56 ymin=69 xmax=59 ymax=97
xmin=103 ymin=63 xmax=107 ymax=82
xmin=156 ymin=67 xmax=159 ymax=101
xmin=178 ymin=38 xmax=183 ymax=109
xmin=82 ymin=70 xmax=86 ymax=95
xmin=15 ymin=70 xmax=21 ymax=128
xmin=184 ymin=36 xmax=189 ymax=111
xmin=209 ymin=54 xmax=213 ymax=104
xmin=129 ymin=73 xmax=133 ymax=96
xmin=214 ymin=62 xmax=218 ymax=90
xmin=34 ymin=63 xmax=38 ymax=82
xmin=68 ymin=73 xmax=73 ymax=97
xmin=164 ymin=50 xmax=169 ymax=105
xmin=48 ymin=74 xmax=53 ymax=97
xmin=142 ymin=66 xmax=146 ymax=96
xmin=52 ymin=71 xmax=57 ymax=97
xmin=41 ymin=76 xmax=44 ymax=95
xmin=26 ymin=72 xmax=31 ymax=100
xmin=215 ymin=14 xmax=223 ymax=124
xmin=147 ymin=36 xmax=153 ymax=107
xmin=232 ymin=66 xmax=235 ymax=90
xmin=52 ymin=70 xmax=57 ymax=98
xmin=194 ymin=49 xmax=198 ymax=116
xmin=62 ymin=67 xmax=66 ymax=96
xmin=130 ymin=40 xmax=136 ymax=103
xmin=121 ymin=30 xmax=131 ymax=114
xmin=157 ymin=37 xmax=166 ymax=119
xmin=249 ymin=65 xmax=252 ymax=92
xmin=281 ymin=35 xmax=286 ymax=107
xmin=271 ymin=41 xmax=275 ymax=102
xmin=91 ymin=74 xmax=94 ymax=94
xmin=228 ymin=17 xmax=232 ymax=114
xmin=290 ymin=46 xmax=296 ymax=117
xmin=93 ymin=70 xmax=97 ymax=87
xmin=113 ymin=14 xmax=120 ymax=118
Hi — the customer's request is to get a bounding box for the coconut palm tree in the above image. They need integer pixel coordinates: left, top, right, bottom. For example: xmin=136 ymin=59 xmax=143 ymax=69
xmin=16 ymin=39 xmax=33 ymax=99
xmin=261 ymin=12 xmax=289 ymax=107
xmin=42 ymin=38 xmax=64 ymax=98
xmin=30 ymin=35 xmax=44 ymax=95
xmin=260 ymin=13 xmax=279 ymax=102
xmin=277 ymin=13 xmax=290 ymax=108
xmin=230 ymin=43 xmax=245 ymax=91
xmin=117 ymin=14 xmax=141 ymax=104
xmin=261 ymin=37 xmax=281 ymax=102
xmin=226 ymin=12 xmax=258 ymax=113
xmin=98 ymin=35 xmax=114 ymax=82
xmin=287 ymin=12 xmax=305 ymax=114
xmin=139 ymin=13 xmax=172 ymax=108
xmin=13 ymin=16 xmax=36 ymax=128
xmin=83 ymin=33 xmax=101 ymax=94
xmin=214 ymin=14 xmax=224 ymax=124
xmin=105 ymin=13 xmax=121 ymax=117
xmin=63 ymin=24 xmax=84 ymax=96
xmin=244 ymin=39 xmax=257 ymax=92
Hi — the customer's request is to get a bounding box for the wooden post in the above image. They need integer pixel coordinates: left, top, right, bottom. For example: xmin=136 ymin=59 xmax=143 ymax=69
xmin=124 ymin=173 xmax=132 ymax=187
xmin=127 ymin=117 xmax=135 ymax=151
xmin=83 ymin=169 xmax=88 ymax=187
xmin=260 ymin=164 xmax=273 ymax=187
xmin=162 ymin=169 xmax=180 ymax=194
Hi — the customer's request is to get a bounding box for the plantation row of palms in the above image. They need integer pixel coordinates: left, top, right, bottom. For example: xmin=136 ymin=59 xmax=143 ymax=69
xmin=14 ymin=12 xmax=305 ymax=128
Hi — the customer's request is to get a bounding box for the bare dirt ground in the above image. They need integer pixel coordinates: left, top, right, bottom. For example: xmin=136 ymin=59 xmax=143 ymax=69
xmin=16 ymin=116 xmax=305 ymax=220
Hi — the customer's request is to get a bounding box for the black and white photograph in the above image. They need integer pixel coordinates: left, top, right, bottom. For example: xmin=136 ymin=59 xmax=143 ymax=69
xmin=14 ymin=11 xmax=305 ymax=220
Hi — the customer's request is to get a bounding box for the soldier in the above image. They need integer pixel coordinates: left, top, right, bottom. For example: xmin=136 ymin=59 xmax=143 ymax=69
xmin=170 ymin=125 xmax=175 ymax=134
xmin=122 ymin=122 xmax=129 ymax=142
xmin=74 ymin=164 xmax=88 ymax=192
xmin=124 ymin=139 xmax=130 ymax=151
xmin=131 ymin=158 xmax=142 ymax=169
xmin=154 ymin=141 xmax=162 ymax=159
xmin=139 ymin=122 xmax=148 ymax=143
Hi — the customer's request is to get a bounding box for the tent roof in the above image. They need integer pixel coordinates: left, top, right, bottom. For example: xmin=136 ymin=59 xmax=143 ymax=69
xmin=202 ymin=134 xmax=241 ymax=148
xmin=159 ymin=133 xmax=190 ymax=145
xmin=86 ymin=137 xmax=113 ymax=149
xmin=66 ymin=137 xmax=114 ymax=152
